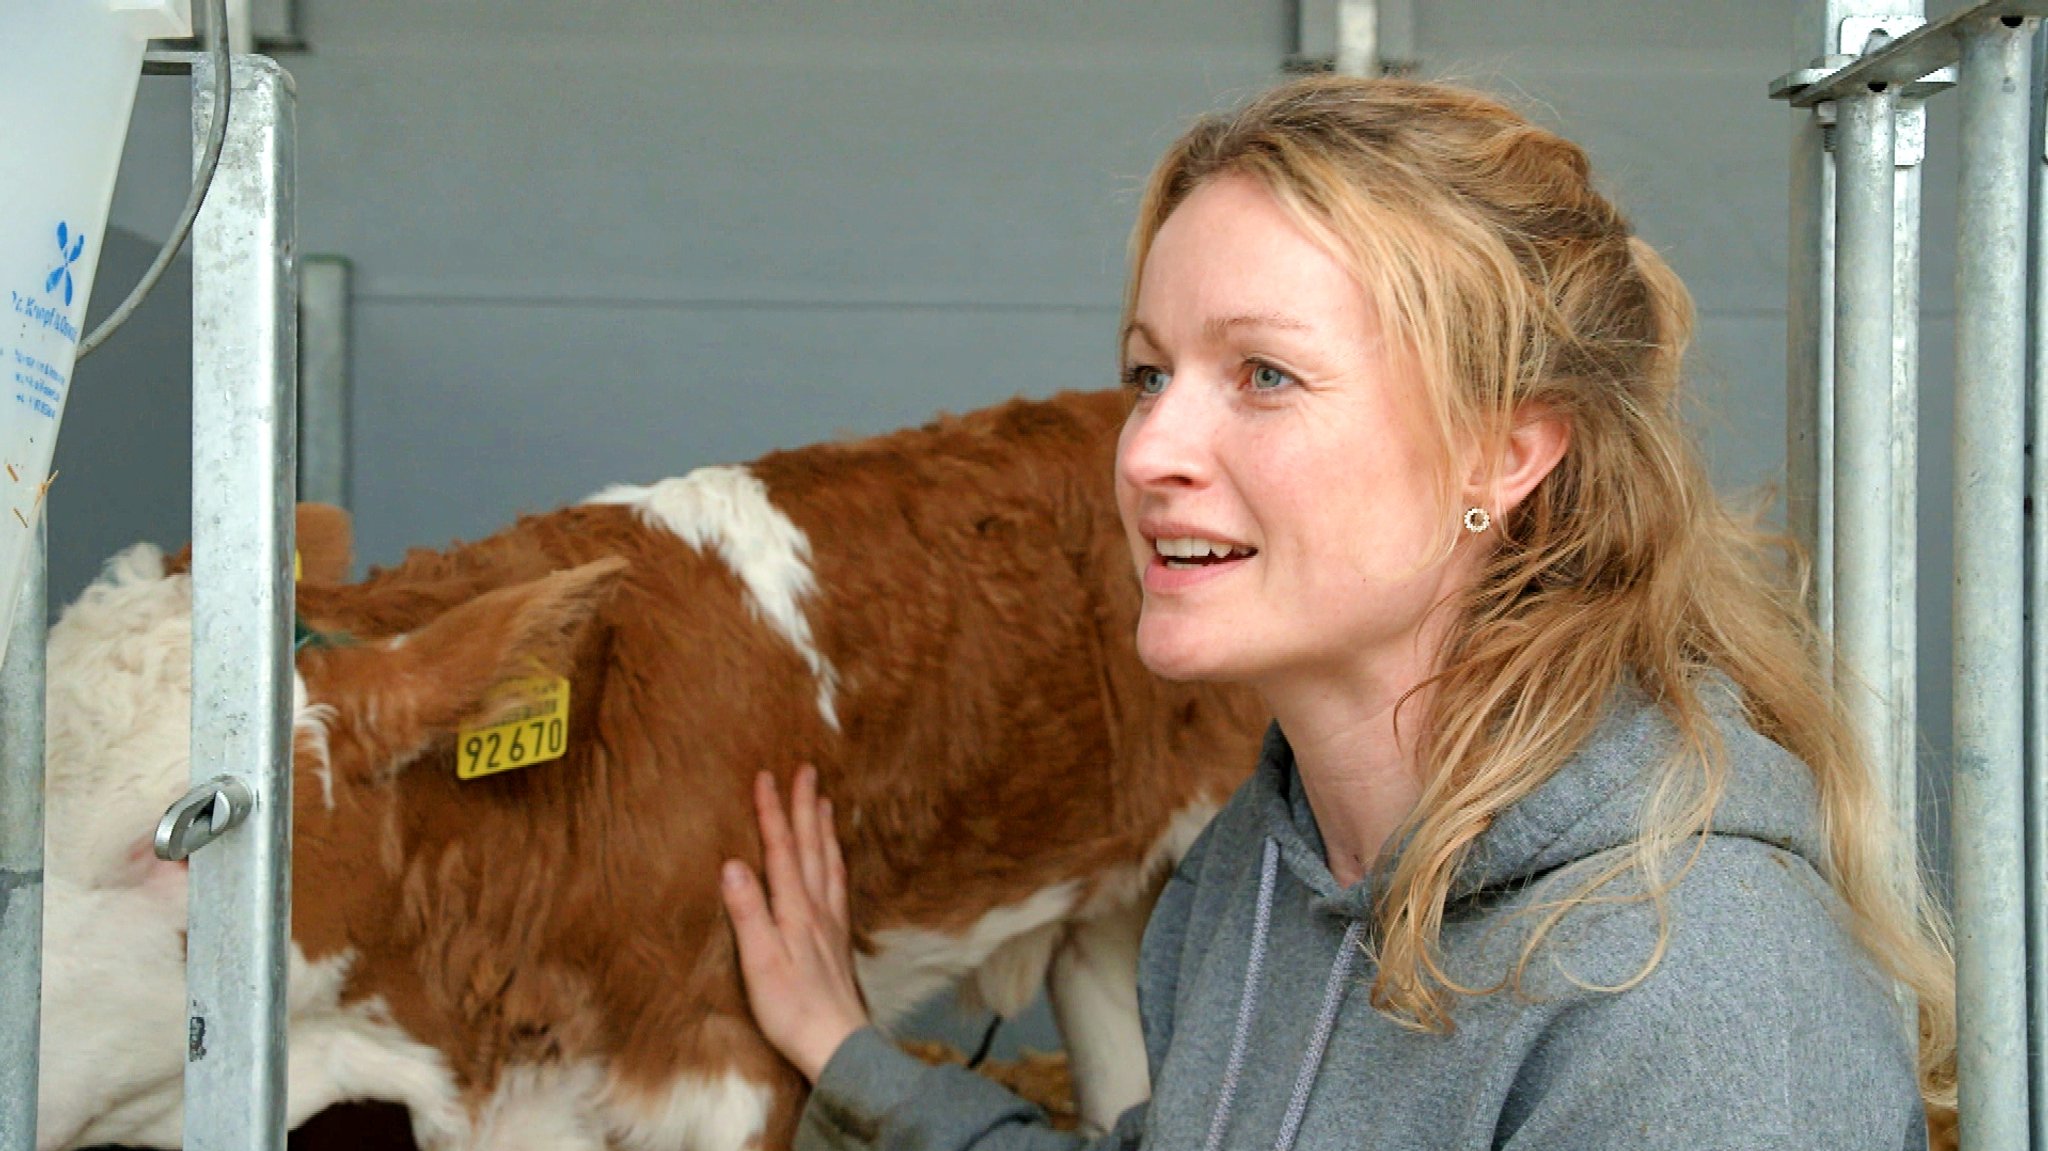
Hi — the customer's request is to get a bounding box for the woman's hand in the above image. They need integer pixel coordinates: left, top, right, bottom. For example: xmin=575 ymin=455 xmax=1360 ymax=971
xmin=721 ymin=765 xmax=871 ymax=1084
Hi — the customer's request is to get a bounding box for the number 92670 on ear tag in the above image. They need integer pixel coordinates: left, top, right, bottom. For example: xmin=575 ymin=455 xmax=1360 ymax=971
xmin=456 ymin=674 xmax=571 ymax=780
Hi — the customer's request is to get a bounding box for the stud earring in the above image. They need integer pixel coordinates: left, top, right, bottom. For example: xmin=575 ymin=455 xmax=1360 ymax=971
xmin=1462 ymin=507 xmax=1492 ymax=534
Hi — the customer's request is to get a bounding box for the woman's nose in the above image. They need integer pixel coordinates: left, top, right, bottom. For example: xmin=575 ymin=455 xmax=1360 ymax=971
xmin=1117 ymin=382 xmax=1214 ymax=491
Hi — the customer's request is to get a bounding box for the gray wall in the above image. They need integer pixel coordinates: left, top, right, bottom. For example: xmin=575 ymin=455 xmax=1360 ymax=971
xmin=53 ymin=234 xmax=192 ymax=605
xmin=65 ymin=1 xmax=1966 ymax=1052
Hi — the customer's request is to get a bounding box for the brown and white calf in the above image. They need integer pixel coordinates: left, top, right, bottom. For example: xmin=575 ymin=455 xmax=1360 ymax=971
xmin=35 ymin=389 xmax=1267 ymax=1151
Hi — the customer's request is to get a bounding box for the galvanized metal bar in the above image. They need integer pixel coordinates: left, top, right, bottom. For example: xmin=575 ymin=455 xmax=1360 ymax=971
xmin=185 ymin=52 xmax=296 ymax=1151
xmin=2027 ymin=25 xmax=2048 ymax=1150
xmin=1786 ymin=1 xmax=1930 ymax=646
xmin=298 ymin=255 xmax=351 ymax=510
xmin=1787 ymin=94 xmax=1836 ymax=639
xmin=0 ymin=517 xmax=45 ymax=1151
xmin=1833 ymin=87 xmax=1901 ymax=802
xmin=1951 ymin=17 xmax=2036 ymax=1151
xmin=1791 ymin=0 xmax=2048 ymax=106
xmin=1890 ymin=102 xmax=1924 ymax=864
xmin=1290 ymin=0 xmax=1380 ymax=74
xmin=1334 ymin=0 xmax=1377 ymax=77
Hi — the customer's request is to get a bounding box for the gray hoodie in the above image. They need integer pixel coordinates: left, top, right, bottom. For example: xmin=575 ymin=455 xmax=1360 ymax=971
xmin=798 ymin=684 xmax=1926 ymax=1149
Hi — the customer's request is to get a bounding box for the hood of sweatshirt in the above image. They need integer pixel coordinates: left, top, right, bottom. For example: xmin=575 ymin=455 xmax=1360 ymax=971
xmin=1161 ymin=677 xmax=1841 ymax=1151
xmin=1250 ymin=675 xmax=1827 ymax=928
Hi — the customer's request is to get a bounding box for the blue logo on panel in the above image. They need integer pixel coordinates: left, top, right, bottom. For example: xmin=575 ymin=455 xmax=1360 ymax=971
xmin=45 ymin=222 xmax=85 ymax=307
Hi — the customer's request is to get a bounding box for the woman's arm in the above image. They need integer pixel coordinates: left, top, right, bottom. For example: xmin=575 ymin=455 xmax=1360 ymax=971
xmin=721 ymin=767 xmax=1155 ymax=1151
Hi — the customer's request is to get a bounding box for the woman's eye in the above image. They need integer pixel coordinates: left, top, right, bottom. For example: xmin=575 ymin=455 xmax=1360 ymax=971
xmin=1249 ymin=362 xmax=1294 ymax=391
xmin=1125 ymin=365 xmax=1171 ymax=396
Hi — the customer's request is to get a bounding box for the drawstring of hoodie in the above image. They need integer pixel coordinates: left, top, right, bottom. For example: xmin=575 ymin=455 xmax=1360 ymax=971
xmin=1202 ymin=838 xmax=1279 ymax=1151
xmin=1275 ymin=916 xmax=1365 ymax=1151
xmin=1203 ymin=836 xmax=1367 ymax=1151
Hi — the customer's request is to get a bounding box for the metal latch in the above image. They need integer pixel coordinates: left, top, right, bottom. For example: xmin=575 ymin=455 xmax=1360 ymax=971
xmin=154 ymin=775 xmax=255 ymax=861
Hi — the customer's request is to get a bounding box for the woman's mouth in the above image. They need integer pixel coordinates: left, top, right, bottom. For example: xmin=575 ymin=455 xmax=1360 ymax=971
xmin=1153 ymin=536 xmax=1258 ymax=569
xmin=1145 ymin=536 xmax=1258 ymax=592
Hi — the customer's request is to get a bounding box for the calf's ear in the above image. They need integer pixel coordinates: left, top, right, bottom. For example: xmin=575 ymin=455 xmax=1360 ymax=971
xmin=295 ymin=504 xmax=354 ymax=585
xmin=303 ymin=557 xmax=627 ymax=776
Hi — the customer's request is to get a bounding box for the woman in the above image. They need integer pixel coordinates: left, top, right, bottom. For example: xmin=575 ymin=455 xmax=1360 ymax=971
xmin=719 ymin=75 xmax=1955 ymax=1149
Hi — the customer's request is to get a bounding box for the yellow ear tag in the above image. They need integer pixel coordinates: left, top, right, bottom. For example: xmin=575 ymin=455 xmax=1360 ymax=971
xmin=294 ymin=550 xmax=302 ymax=581
xmin=456 ymin=674 xmax=572 ymax=780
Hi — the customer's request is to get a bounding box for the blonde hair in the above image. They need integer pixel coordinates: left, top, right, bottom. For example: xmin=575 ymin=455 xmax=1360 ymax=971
xmin=1125 ymin=75 xmax=1955 ymax=1129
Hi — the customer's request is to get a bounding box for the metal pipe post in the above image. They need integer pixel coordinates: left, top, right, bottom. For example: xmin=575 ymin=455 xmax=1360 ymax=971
xmin=1788 ymin=106 xmax=1837 ymax=639
xmin=1786 ymin=0 xmax=1931 ymax=644
xmin=0 ymin=518 xmax=45 ymax=1151
xmin=2028 ymin=23 xmax=2048 ymax=1150
xmin=1833 ymin=86 xmax=1901 ymax=800
xmin=185 ymin=53 xmax=297 ymax=1151
xmin=1291 ymin=0 xmax=1381 ymax=75
xmin=1952 ymin=17 xmax=2035 ymax=1150
xmin=1884 ymin=127 xmax=1916 ymax=851
xmin=1890 ymin=99 xmax=1924 ymax=861
xmin=1335 ymin=0 xmax=1378 ymax=77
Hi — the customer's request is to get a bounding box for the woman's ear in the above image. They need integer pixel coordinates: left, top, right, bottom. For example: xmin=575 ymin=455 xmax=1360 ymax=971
xmin=1468 ymin=404 xmax=1570 ymax=515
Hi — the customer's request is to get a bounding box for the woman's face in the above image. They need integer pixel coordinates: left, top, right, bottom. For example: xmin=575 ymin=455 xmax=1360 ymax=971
xmin=1115 ymin=174 xmax=1479 ymax=693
